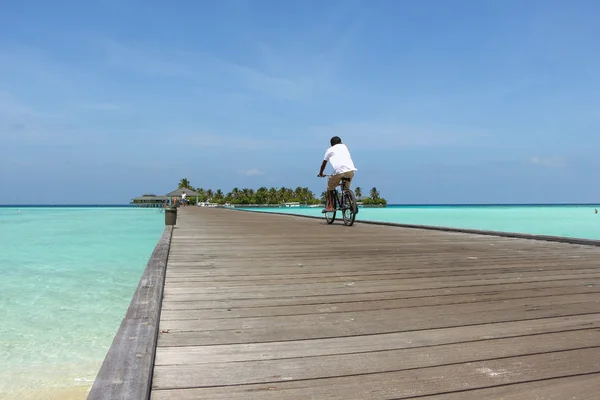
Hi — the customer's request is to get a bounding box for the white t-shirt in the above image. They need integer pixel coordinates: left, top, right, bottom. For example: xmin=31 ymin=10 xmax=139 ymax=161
xmin=182 ymin=193 xmax=187 ymax=200
xmin=324 ymin=144 xmax=357 ymax=175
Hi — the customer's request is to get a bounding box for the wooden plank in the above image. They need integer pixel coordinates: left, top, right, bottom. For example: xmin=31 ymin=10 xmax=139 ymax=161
xmin=161 ymin=273 xmax=600 ymax=301
xmin=162 ymin=261 xmax=600 ymax=283
xmin=159 ymin=286 xmax=600 ymax=320
xmin=155 ymin=313 xmax=600 ymax=365
xmin=153 ymin=329 xmax=600 ymax=388
xmin=158 ymin=301 xmax=600 ymax=348
xmin=417 ymin=373 xmax=600 ymax=399
xmin=87 ymin=226 xmax=172 ymax=400
xmin=159 ymin=278 xmax=600 ymax=310
xmin=161 ymin=269 xmax=600 ymax=295
xmin=161 ymin=292 xmax=600 ymax=330
xmin=151 ymin=347 xmax=600 ymax=399
xmin=163 ymin=263 xmax=600 ymax=285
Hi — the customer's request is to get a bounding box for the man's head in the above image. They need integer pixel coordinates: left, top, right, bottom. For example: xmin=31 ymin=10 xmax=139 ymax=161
xmin=330 ymin=136 xmax=342 ymax=146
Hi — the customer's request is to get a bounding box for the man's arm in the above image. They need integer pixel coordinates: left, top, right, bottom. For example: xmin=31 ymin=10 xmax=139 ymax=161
xmin=318 ymin=160 xmax=327 ymax=177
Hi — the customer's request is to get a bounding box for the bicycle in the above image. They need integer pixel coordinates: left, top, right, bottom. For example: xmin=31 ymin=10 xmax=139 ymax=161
xmin=318 ymin=175 xmax=359 ymax=226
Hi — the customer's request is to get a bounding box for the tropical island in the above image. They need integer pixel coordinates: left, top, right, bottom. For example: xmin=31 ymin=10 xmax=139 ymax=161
xmin=161 ymin=178 xmax=387 ymax=207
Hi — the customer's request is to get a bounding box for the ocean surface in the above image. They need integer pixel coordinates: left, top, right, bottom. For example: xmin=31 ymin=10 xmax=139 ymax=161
xmin=243 ymin=204 xmax=600 ymax=240
xmin=0 ymin=207 xmax=164 ymax=398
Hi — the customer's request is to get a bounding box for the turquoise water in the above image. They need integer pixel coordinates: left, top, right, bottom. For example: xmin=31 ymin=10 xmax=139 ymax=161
xmin=0 ymin=207 xmax=164 ymax=397
xmin=243 ymin=205 xmax=600 ymax=240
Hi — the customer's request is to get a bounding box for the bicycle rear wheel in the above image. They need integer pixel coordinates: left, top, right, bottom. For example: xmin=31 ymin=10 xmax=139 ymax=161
xmin=342 ymin=190 xmax=357 ymax=226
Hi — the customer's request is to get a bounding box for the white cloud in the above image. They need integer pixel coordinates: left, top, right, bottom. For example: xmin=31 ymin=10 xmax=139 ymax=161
xmin=529 ymin=156 xmax=565 ymax=167
xmin=0 ymin=91 xmax=141 ymax=146
xmin=168 ymin=119 xmax=490 ymax=153
xmin=0 ymin=43 xmax=86 ymax=97
xmin=0 ymin=90 xmax=63 ymax=119
xmin=225 ymin=61 xmax=313 ymax=100
xmin=97 ymin=39 xmax=319 ymax=101
xmin=240 ymin=168 xmax=264 ymax=176
xmin=100 ymin=40 xmax=195 ymax=77
xmin=0 ymin=90 xmax=67 ymax=142
xmin=304 ymin=122 xmax=490 ymax=149
xmin=0 ymin=48 xmax=130 ymax=143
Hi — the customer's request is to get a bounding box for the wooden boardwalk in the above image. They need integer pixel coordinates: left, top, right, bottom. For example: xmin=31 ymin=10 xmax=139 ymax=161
xmin=150 ymin=207 xmax=600 ymax=400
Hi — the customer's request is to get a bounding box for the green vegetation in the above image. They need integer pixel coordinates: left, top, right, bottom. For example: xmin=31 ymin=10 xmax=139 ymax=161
xmin=176 ymin=178 xmax=387 ymax=206
xmin=361 ymin=186 xmax=387 ymax=206
xmin=178 ymin=178 xmax=191 ymax=189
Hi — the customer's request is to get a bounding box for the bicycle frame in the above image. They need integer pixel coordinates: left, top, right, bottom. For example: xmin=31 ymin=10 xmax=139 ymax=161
xmin=330 ymin=180 xmax=350 ymax=211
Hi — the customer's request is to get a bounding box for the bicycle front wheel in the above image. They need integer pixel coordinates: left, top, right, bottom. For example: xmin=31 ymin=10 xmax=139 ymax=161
xmin=342 ymin=190 xmax=357 ymax=226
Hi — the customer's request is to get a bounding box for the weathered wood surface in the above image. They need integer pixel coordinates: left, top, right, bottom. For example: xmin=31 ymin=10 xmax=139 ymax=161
xmin=151 ymin=208 xmax=600 ymax=399
xmin=239 ymin=208 xmax=600 ymax=247
xmin=87 ymin=226 xmax=172 ymax=400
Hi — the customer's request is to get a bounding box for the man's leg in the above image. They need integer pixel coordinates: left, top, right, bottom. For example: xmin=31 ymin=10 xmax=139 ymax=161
xmin=323 ymin=190 xmax=337 ymax=212
xmin=326 ymin=190 xmax=336 ymax=210
xmin=324 ymin=175 xmax=341 ymax=212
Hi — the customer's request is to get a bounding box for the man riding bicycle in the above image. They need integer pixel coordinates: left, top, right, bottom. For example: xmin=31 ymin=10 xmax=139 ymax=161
xmin=318 ymin=136 xmax=358 ymax=213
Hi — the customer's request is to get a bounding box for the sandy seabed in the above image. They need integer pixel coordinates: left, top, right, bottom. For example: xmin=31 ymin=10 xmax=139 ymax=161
xmin=1 ymin=385 xmax=91 ymax=400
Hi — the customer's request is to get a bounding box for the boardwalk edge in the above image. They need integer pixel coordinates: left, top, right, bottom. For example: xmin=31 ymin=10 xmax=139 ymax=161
xmin=229 ymin=208 xmax=600 ymax=247
xmin=87 ymin=225 xmax=173 ymax=400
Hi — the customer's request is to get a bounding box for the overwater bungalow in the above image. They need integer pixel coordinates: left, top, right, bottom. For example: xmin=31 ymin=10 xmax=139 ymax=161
xmin=130 ymin=194 xmax=170 ymax=208
xmin=132 ymin=188 xmax=203 ymax=207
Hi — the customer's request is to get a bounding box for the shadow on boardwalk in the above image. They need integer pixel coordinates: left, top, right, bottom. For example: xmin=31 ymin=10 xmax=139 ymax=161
xmin=152 ymin=207 xmax=600 ymax=399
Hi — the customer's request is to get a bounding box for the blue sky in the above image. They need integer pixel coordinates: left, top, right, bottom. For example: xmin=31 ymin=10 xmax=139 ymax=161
xmin=1 ymin=0 xmax=599 ymax=204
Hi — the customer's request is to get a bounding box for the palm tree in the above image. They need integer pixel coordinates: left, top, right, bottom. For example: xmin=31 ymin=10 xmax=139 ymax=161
xmin=294 ymin=186 xmax=304 ymax=202
xmin=370 ymin=187 xmax=380 ymax=200
xmin=278 ymin=187 xmax=291 ymax=203
xmin=255 ymin=187 xmax=268 ymax=204
xmin=268 ymin=187 xmax=279 ymax=204
xmin=178 ymin=178 xmax=192 ymax=189
xmin=240 ymin=188 xmax=254 ymax=204
xmin=320 ymin=191 xmax=328 ymax=204
xmin=299 ymin=187 xmax=314 ymax=204
xmin=355 ymin=187 xmax=363 ymax=199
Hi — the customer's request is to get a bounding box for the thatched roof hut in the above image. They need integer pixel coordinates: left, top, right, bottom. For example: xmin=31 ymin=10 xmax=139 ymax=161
xmin=165 ymin=188 xmax=201 ymax=198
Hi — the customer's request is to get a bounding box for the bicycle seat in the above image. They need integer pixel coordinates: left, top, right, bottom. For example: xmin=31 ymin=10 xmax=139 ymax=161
xmin=341 ymin=177 xmax=351 ymax=182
